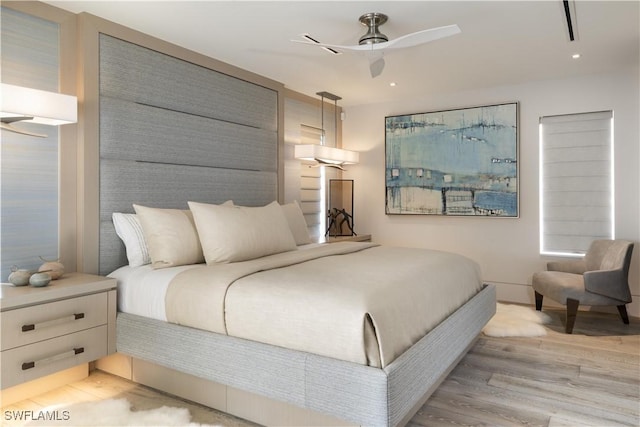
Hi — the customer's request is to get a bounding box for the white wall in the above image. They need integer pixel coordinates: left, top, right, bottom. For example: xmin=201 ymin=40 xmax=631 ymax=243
xmin=342 ymin=67 xmax=640 ymax=318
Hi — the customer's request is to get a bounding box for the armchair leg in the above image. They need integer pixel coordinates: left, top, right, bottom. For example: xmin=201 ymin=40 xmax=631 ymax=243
xmin=565 ymin=298 xmax=579 ymax=334
xmin=617 ymin=305 xmax=630 ymax=325
xmin=534 ymin=291 xmax=543 ymax=311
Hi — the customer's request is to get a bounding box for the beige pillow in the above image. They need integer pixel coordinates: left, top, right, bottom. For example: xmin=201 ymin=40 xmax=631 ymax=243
xmin=281 ymin=200 xmax=312 ymax=245
xmin=133 ymin=204 xmax=205 ymax=269
xmin=188 ymin=200 xmax=297 ymax=264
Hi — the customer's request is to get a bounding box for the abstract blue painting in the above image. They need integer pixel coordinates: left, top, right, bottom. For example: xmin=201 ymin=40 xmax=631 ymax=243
xmin=385 ymin=102 xmax=518 ymax=216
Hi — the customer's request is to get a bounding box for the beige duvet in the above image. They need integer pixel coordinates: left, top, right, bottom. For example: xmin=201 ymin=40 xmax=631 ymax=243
xmin=165 ymin=242 xmax=482 ymax=368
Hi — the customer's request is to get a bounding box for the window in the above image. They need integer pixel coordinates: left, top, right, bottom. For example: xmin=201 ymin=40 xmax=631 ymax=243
xmin=539 ymin=111 xmax=614 ymax=256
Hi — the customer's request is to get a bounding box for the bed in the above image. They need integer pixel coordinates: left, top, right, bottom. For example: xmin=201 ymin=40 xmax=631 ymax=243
xmin=91 ymin=31 xmax=496 ymax=427
xmin=102 ymin=201 xmax=495 ymax=426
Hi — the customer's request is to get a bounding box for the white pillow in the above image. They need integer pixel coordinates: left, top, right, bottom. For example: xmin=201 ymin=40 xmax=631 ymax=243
xmin=188 ymin=200 xmax=297 ymax=264
xmin=281 ymin=200 xmax=312 ymax=245
xmin=112 ymin=213 xmax=151 ymax=267
xmin=133 ymin=204 xmax=205 ymax=269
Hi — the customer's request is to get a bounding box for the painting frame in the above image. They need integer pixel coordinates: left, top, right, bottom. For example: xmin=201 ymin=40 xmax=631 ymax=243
xmin=385 ymin=102 xmax=519 ymax=217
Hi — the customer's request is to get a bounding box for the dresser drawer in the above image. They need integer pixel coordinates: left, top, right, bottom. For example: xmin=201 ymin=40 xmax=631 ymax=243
xmin=1 ymin=293 xmax=108 ymax=351
xmin=0 ymin=325 xmax=108 ymax=389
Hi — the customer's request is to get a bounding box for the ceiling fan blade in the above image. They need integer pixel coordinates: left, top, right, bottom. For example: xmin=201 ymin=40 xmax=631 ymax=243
xmin=291 ymin=35 xmax=343 ymax=54
xmin=383 ymin=24 xmax=461 ymax=50
xmin=291 ymin=38 xmax=380 ymax=52
xmin=369 ymin=56 xmax=385 ymax=78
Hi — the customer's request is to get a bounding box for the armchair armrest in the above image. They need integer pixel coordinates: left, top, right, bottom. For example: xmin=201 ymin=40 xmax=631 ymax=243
xmin=547 ymin=259 xmax=586 ymax=274
xmin=584 ymin=268 xmax=632 ymax=303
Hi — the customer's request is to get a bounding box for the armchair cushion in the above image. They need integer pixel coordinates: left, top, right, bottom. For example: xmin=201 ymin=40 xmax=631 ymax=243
xmin=532 ymin=271 xmax=625 ymax=306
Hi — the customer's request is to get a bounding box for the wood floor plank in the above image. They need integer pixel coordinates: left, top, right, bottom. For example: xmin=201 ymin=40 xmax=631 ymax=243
xmin=26 ymin=385 xmax=97 ymax=409
xmin=487 ymin=373 xmax=638 ymax=423
xmin=437 ymin=368 xmax=560 ymax=420
xmin=441 ymin=367 xmax=636 ymax=427
xmin=462 ymin=348 xmax=582 ymax=381
xmin=547 ymin=412 xmax=632 ymax=427
xmin=409 ymin=404 xmax=506 ymax=427
xmin=480 ymin=337 xmax=639 ymax=374
xmin=66 ymin=369 xmax=139 ymax=400
xmin=423 ymin=388 xmax=549 ymax=426
xmin=578 ymin=365 xmax=640 ymax=387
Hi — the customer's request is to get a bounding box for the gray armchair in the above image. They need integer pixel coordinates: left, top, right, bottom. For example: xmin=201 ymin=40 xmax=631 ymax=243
xmin=532 ymin=239 xmax=634 ymax=333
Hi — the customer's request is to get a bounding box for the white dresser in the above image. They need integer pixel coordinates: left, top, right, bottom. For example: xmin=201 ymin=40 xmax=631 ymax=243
xmin=1 ymin=273 xmax=116 ymax=390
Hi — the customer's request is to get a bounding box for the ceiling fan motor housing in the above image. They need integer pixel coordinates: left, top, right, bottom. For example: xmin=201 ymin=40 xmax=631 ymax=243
xmin=358 ymin=12 xmax=389 ymax=45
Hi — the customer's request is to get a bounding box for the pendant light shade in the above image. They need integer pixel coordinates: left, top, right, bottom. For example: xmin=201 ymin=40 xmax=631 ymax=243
xmin=295 ymin=91 xmax=358 ymax=169
xmin=294 ymin=144 xmax=359 ymax=166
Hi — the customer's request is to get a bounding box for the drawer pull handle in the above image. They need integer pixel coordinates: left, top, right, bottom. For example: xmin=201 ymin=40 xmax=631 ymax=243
xmin=21 ymin=347 xmax=85 ymax=371
xmin=21 ymin=312 xmax=86 ymax=332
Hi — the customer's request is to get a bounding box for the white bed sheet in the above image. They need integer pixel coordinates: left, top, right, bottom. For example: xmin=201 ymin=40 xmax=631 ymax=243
xmin=108 ymin=263 xmax=201 ymax=320
xmin=109 ymin=243 xmax=323 ymax=320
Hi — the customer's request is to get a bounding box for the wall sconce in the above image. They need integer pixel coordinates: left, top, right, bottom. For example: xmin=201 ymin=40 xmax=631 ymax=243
xmin=1 ymin=83 xmax=77 ymax=137
xmin=295 ymin=91 xmax=359 ymax=170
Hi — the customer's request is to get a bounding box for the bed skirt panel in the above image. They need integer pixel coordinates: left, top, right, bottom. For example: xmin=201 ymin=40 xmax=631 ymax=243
xmin=116 ymin=284 xmax=495 ymax=426
xmin=116 ymin=314 xmax=389 ymax=426
xmin=385 ymin=283 xmax=496 ymax=426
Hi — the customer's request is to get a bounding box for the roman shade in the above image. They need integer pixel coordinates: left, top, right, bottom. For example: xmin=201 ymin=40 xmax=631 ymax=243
xmin=539 ymin=111 xmax=614 ymax=255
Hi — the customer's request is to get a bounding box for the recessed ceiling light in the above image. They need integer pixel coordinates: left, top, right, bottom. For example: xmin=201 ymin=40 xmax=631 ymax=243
xmin=572 ymin=53 xmax=581 ymax=59
xmin=389 ymin=82 xmax=397 ymax=87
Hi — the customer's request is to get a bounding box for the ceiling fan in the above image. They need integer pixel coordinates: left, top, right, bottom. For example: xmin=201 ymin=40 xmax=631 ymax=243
xmin=293 ymin=13 xmax=461 ymax=78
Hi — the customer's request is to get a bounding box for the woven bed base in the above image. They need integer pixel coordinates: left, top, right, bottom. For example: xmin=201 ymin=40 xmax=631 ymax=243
xmin=116 ymin=284 xmax=495 ymax=427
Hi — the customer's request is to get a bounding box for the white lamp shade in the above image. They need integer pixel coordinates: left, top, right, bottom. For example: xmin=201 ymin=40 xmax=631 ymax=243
xmin=294 ymin=144 xmax=359 ymax=165
xmin=1 ymin=83 xmax=77 ymax=126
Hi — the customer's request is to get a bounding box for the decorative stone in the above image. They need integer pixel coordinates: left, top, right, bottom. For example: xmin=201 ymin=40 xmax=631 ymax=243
xmin=38 ymin=260 xmax=65 ymax=280
xmin=29 ymin=272 xmax=51 ymax=287
xmin=8 ymin=268 xmax=32 ymax=286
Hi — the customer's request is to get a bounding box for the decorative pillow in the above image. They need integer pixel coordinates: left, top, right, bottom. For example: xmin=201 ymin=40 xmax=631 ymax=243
xmin=188 ymin=200 xmax=297 ymax=264
xmin=133 ymin=204 xmax=205 ymax=269
xmin=112 ymin=213 xmax=151 ymax=267
xmin=281 ymin=200 xmax=312 ymax=245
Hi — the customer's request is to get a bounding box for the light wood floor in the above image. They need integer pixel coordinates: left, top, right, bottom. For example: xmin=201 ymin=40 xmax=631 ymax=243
xmin=3 ymin=307 xmax=639 ymax=427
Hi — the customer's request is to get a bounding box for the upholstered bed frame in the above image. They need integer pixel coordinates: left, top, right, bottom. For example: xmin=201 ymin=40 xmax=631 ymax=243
xmin=95 ymin=33 xmax=496 ymax=426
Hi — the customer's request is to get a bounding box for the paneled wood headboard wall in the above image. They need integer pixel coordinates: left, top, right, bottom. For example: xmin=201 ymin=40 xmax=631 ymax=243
xmin=74 ymin=14 xmax=285 ymax=275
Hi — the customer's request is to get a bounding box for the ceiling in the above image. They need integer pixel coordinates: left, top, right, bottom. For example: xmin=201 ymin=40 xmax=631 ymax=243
xmin=45 ymin=1 xmax=639 ymax=107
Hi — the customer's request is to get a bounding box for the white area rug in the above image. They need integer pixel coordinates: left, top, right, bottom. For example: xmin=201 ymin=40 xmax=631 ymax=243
xmin=483 ymin=303 xmax=552 ymax=337
xmin=25 ymin=398 xmax=217 ymax=426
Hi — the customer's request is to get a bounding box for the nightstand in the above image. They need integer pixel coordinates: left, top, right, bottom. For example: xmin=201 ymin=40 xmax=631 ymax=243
xmin=323 ymin=234 xmax=372 ymax=243
xmin=0 ymin=273 xmax=116 ymax=390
